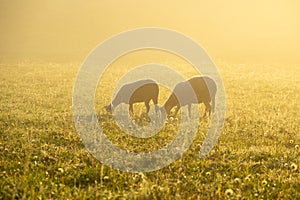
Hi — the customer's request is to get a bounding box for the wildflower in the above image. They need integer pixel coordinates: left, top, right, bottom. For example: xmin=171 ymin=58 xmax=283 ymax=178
xmin=262 ymin=179 xmax=267 ymax=186
xmin=289 ymin=140 xmax=294 ymax=144
xmin=295 ymin=144 xmax=299 ymax=150
xmin=225 ymin=189 xmax=234 ymax=196
xmin=244 ymin=175 xmax=251 ymax=182
xmin=234 ymin=178 xmax=241 ymax=184
xmin=205 ymin=172 xmax=211 ymax=177
xmin=151 ymin=185 xmax=157 ymax=190
xmin=291 ymin=163 xmax=298 ymax=171
xmin=58 ymin=168 xmax=64 ymax=173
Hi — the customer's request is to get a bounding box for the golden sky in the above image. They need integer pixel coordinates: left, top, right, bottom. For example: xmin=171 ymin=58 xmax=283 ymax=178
xmin=0 ymin=0 xmax=300 ymax=64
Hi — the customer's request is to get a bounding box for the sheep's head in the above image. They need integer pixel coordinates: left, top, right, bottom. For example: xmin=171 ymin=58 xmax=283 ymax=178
xmin=104 ymin=104 xmax=113 ymax=112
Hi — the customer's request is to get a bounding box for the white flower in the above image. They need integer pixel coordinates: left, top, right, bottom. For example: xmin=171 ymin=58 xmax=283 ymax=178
xmin=225 ymin=189 xmax=234 ymax=196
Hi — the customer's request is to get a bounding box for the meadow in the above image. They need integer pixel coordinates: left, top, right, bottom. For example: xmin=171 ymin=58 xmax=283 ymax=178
xmin=0 ymin=58 xmax=299 ymax=199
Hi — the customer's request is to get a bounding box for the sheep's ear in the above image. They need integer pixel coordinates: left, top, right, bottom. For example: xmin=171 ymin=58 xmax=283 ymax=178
xmin=104 ymin=104 xmax=114 ymax=112
xmin=108 ymin=104 xmax=114 ymax=112
xmin=104 ymin=105 xmax=111 ymax=112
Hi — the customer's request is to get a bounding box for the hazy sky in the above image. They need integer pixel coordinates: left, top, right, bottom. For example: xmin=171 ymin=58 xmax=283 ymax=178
xmin=0 ymin=0 xmax=300 ymax=64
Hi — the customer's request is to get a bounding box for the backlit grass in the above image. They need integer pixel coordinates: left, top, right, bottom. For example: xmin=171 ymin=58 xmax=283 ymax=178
xmin=0 ymin=61 xmax=299 ymax=199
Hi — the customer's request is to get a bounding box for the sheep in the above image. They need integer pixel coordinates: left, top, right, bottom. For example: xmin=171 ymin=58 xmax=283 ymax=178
xmin=104 ymin=79 xmax=159 ymax=115
xmin=161 ymin=76 xmax=217 ymax=118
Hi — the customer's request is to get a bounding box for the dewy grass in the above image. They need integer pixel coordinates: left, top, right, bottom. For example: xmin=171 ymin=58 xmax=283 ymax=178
xmin=0 ymin=62 xmax=299 ymax=199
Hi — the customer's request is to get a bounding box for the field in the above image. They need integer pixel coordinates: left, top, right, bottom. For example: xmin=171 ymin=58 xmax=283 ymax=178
xmin=0 ymin=59 xmax=299 ymax=199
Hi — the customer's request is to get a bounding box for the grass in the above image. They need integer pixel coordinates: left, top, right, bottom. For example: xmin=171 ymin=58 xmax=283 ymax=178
xmin=0 ymin=60 xmax=299 ymax=199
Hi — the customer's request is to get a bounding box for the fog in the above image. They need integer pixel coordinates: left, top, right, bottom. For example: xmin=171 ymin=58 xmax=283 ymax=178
xmin=1 ymin=0 xmax=300 ymax=64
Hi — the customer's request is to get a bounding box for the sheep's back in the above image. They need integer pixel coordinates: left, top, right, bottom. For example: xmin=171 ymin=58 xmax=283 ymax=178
xmin=172 ymin=76 xmax=216 ymax=105
xmin=116 ymin=79 xmax=158 ymax=104
xmin=130 ymin=82 xmax=159 ymax=103
xmin=189 ymin=76 xmax=216 ymax=102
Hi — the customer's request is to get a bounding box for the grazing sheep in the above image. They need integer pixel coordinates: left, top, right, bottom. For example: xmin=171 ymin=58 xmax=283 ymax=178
xmin=162 ymin=76 xmax=217 ymax=118
xmin=104 ymin=79 xmax=159 ymax=114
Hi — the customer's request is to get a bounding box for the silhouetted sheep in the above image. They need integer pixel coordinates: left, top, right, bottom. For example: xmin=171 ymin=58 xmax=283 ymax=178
xmin=162 ymin=76 xmax=217 ymax=118
xmin=105 ymin=79 xmax=159 ymax=115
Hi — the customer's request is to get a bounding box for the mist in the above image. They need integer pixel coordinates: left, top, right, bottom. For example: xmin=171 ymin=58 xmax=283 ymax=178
xmin=1 ymin=0 xmax=300 ymax=64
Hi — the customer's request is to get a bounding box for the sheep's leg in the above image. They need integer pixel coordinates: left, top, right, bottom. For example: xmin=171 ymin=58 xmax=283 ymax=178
xmin=173 ymin=106 xmax=180 ymax=118
xmin=129 ymin=104 xmax=134 ymax=115
xmin=188 ymin=104 xmax=191 ymax=118
xmin=154 ymin=104 xmax=159 ymax=114
xmin=203 ymin=101 xmax=211 ymax=117
xmin=152 ymin=97 xmax=159 ymax=114
xmin=144 ymin=101 xmax=150 ymax=113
